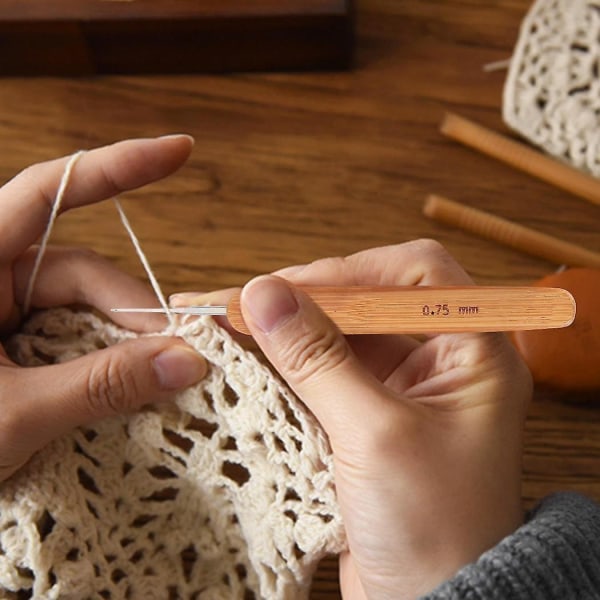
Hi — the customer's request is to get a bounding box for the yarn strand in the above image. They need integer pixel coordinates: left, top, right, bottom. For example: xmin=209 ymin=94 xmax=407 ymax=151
xmin=113 ymin=199 xmax=174 ymax=325
xmin=23 ymin=150 xmax=86 ymax=315
xmin=24 ymin=149 xmax=174 ymax=326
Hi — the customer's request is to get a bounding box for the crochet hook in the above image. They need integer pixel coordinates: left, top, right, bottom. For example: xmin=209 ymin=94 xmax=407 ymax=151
xmin=111 ymin=285 xmax=575 ymax=335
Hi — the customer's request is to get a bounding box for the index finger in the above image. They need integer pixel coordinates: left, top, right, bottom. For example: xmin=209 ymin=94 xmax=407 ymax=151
xmin=0 ymin=135 xmax=194 ymax=260
xmin=272 ymin=240 xmax=475 ymax=381
xmin=274 ymin=240 xmax=474 ymax=287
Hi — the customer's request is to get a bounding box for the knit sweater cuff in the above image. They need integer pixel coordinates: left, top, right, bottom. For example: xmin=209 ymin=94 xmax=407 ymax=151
xmin=420 ymin=492 xmax=600 ymax=600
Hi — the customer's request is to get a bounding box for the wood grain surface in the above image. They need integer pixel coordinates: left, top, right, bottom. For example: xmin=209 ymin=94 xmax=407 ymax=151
xmin=0 ymin=1 xmax=599 ymax=597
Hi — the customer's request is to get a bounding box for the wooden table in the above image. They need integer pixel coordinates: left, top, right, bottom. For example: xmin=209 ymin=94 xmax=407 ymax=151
xmin=0 ymin=1 xmax=598 ymax=597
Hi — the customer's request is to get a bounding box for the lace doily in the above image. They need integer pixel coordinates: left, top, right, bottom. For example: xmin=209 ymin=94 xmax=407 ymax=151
xmin=1 ymin=308 xmax=344 ymax=599
xmin=503 ymin=0 xmax=600 ymax=176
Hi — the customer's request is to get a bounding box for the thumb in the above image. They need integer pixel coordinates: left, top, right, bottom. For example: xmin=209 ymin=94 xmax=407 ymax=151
xmin=10 ymin=337 xmax=207 ymax=449
xmin=240 ymin=276 xmax=393 ymax=440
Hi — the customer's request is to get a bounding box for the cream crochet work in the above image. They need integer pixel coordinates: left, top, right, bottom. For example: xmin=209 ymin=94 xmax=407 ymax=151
xmin=2 ymin=308 xmax=345 ymax=599
xmin=503 ymin=0 xmax=600 ymax=176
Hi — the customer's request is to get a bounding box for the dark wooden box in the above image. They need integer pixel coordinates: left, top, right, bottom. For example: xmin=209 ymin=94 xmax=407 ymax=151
xmin=0 ymin=0 xmax=354 ymax=75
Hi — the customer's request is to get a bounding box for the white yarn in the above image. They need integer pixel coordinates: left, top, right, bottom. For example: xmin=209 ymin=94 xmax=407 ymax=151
xmin=503 ymin=0 xmax=600 ymax=176
xmin=113 ymin=198 xmax=174 ymax=325
xmin=23 ymin=150 xmax=86 ymax=315
xmin=5 ymin=309 xmax=344 ymax=598
xmin=0 ymin=153 xmax=345 ymax=598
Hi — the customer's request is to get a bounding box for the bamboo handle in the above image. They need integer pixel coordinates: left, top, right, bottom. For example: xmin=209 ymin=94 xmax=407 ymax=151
xmin=226 ymin=285 xmax=575 ymax=335
xmin=424 ymin=194 xmax=600 ymax=268
xmin=441 ymin=112 xmax=600 ymax=207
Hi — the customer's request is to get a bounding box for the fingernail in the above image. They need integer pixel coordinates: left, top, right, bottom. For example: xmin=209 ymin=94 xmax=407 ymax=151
xmin=242 ymin=276 xmax=299 ymax=333
xmin=169 ymin=292 xmax=205 ymax=307
xmin=153 ymin=343 xmax=207 ymax=390
xmin=159 ymin=133 xmax=195 ymax=145
xmin=170 ymin=288 xmax=240 ymax=308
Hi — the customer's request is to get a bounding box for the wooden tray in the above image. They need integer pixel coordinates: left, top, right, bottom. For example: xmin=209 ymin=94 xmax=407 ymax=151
xmin=0 ymin=0 xmax=354 ymax=75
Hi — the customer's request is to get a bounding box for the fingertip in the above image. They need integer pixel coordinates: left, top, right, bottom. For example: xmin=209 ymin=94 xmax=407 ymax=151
xmin=240 ymin=275 xmax=390 ymax=438
xmin=159 ymin=133 xmax=195 ymax=141
xmin=158 ymin=133 xmax=195 ymax=148
xmin=169 ymin=287 xmax=240 ymax=308
xmin=150 ymin=133 xmax=195 ymax=171
xmin=169 ymin=292 xmax=206 ymax=307
xmin=152 ymin=342 xmax=207 ymax=391
xmin=241 ymin=275 xmax=299 ymax=334
xmin=114 ymin=134 xmax=194 ymax=185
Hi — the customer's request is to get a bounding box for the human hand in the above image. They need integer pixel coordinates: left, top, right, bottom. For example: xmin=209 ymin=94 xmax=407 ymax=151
xmin=0 ymin=137 xmax=207 ymax=483
xmin=236 ymin=241 xmax=531 ymax=599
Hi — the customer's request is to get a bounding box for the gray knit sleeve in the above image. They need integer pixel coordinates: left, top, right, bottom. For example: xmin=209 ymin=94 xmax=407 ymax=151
xmin=420 ymin=492 xmax=600 ymax=599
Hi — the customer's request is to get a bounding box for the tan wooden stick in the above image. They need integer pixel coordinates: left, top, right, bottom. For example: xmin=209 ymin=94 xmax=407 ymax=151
xmin=441 ymin=112 xmax=600 ymax=208
xmin=423 ymin=194 xmax=600 ymax=269
xmin=226 ymin=285 xmax=575 ymax=335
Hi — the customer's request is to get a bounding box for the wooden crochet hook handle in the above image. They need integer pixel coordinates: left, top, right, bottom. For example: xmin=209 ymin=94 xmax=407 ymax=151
xmin=424 ymin=194 xmax=600 ymax=268
xmin=441 ymin=112 xmax=600 ymax=207
xmin=226 ymin=285 xmax=575 ymax=335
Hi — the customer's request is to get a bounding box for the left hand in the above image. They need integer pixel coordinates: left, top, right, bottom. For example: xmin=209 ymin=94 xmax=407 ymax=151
xmin=0 ymin=136 xmax=207 ymax=482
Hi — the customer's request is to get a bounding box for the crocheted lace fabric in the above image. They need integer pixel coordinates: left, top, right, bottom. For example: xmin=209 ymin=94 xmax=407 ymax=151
xmin=2 ymin=308 xmax=344 ymax=599
xmin=503 ymin=0 xmax=600 ymax=176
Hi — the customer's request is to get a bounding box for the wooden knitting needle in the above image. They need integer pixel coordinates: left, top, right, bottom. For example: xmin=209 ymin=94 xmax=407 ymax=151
xmin=423 ymin=194 xmax=600 ymax=268
xmin=440 ymin=112 xmax=600 ymax=208
xmin=112 ymin=285 xmax=575 ymax=335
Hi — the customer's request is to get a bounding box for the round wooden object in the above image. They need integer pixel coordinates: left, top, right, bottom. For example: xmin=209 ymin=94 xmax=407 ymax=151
xmin=511 ymin=268 xmax=600 ymax=391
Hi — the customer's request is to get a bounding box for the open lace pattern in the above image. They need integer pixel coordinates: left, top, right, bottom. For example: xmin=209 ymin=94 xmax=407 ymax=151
xmin=2 ymin=308 xmax=345 ymax=599
xmin=503 ymin=0 xmax=600 ymax=176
